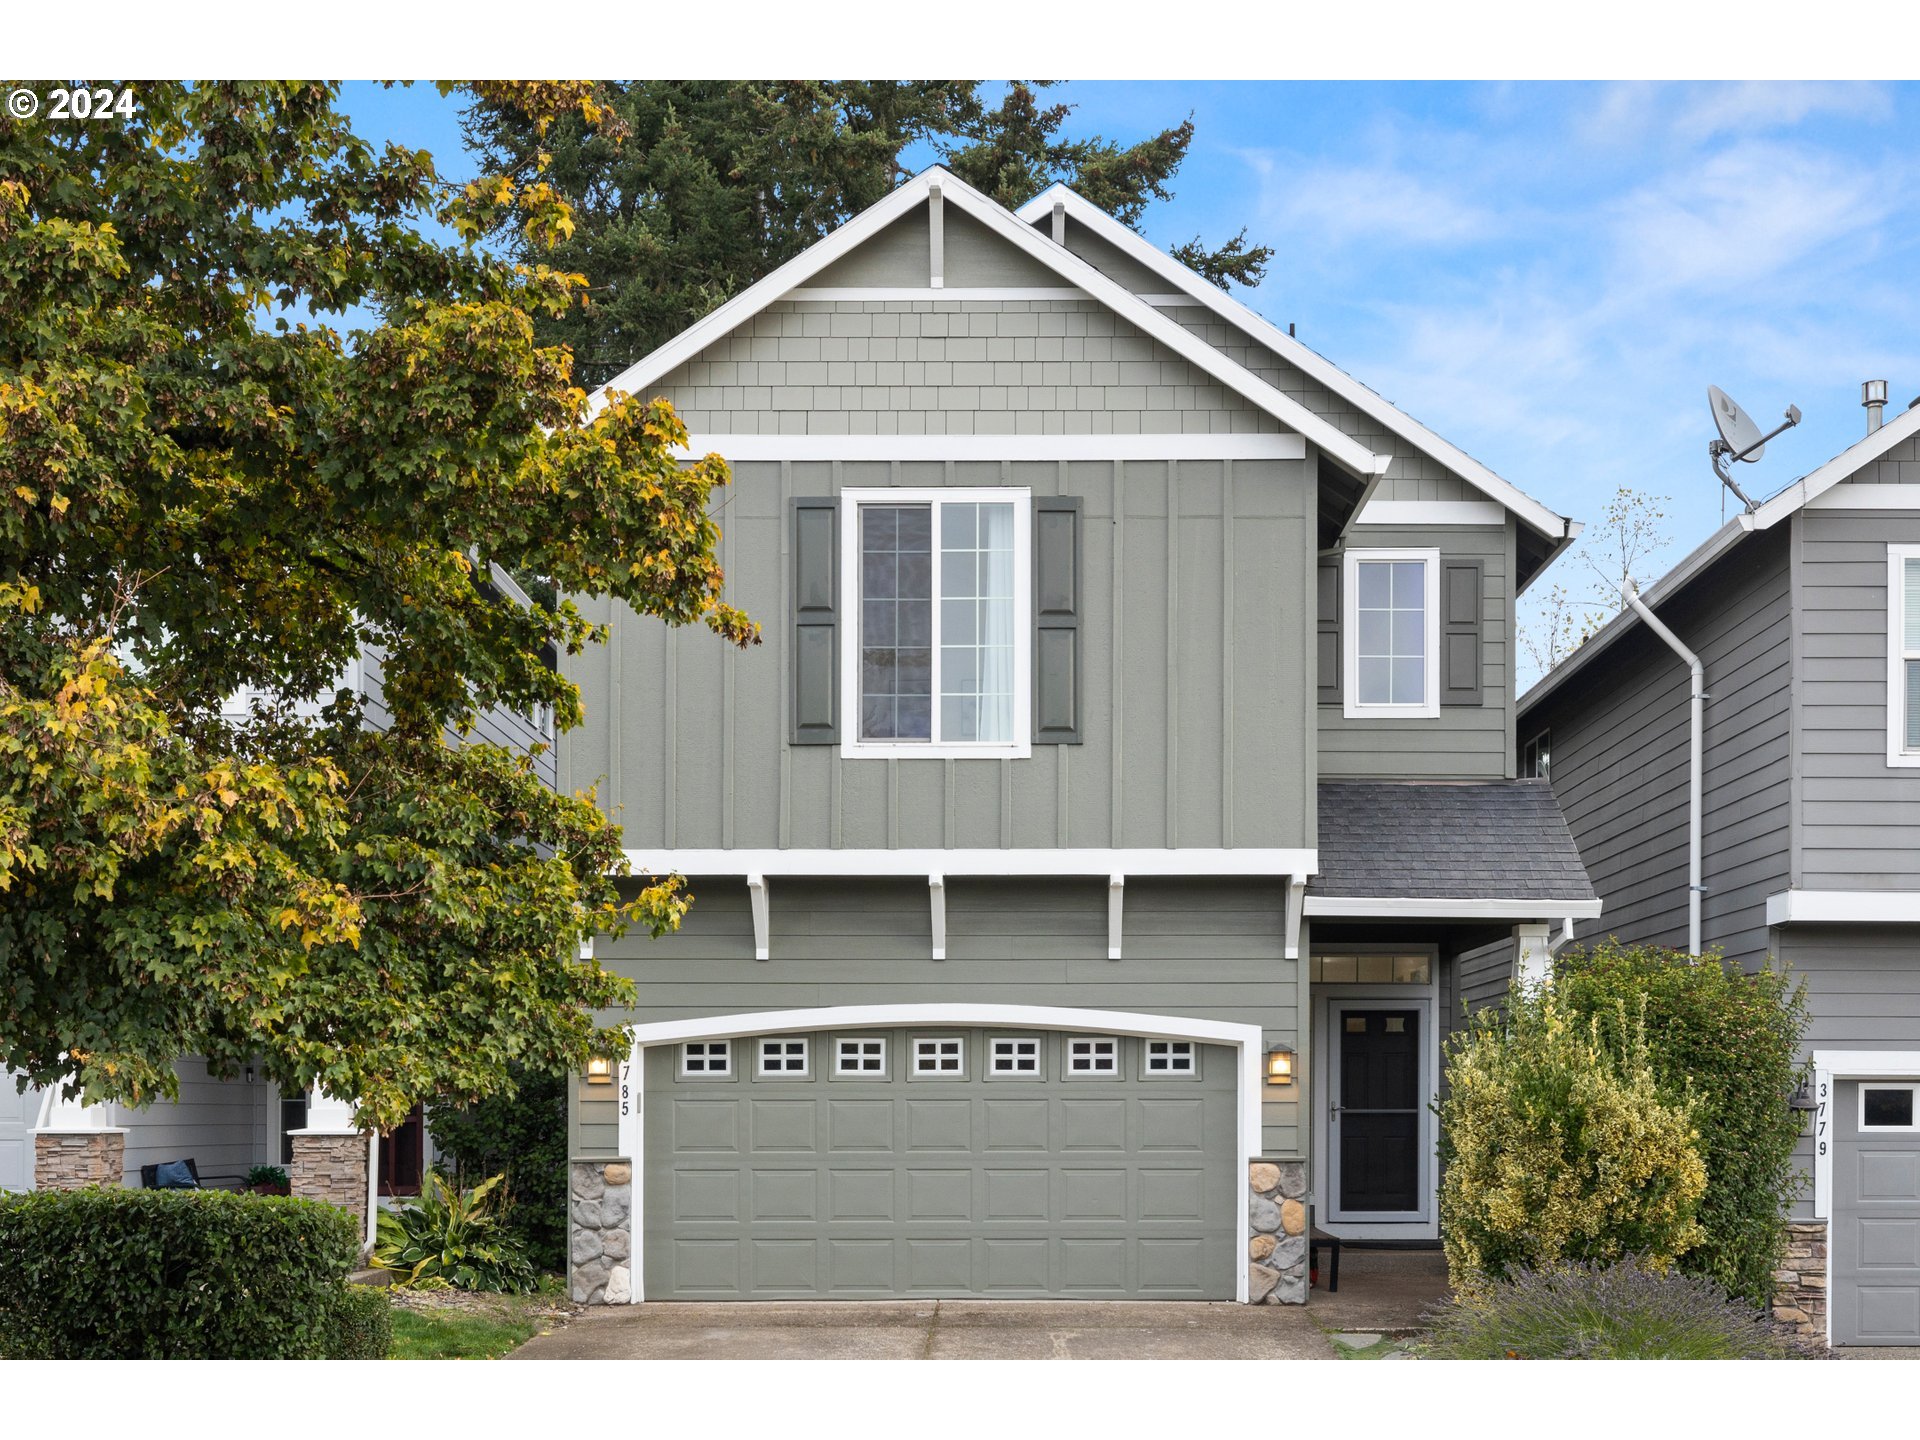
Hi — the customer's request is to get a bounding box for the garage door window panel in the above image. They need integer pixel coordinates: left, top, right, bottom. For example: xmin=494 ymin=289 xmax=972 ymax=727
xmin=680 ymin=1041 xmax=734 ymax=1079
xmin=989 ymin=1035 xmax=1044 ymax=1078
xmin=1142 ymin=1040 xmax=1199 ymax=1080
xmin=757 ymin=1037 xmax=811 ymax=1079
xmin=1863 ymin=1084 xmax=1920 ymax=1131
xmin=834 ymin=1036 xmax=889 ymax=1079
xmin=912 ymin=1036 xmax=967 ymax=1079
xmin=1065 ymin=1037 xmax=1121 ymax=1079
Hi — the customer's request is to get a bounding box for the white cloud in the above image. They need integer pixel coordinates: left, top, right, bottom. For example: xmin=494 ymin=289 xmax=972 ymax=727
xmin=1240 ymin=150 xmax=1500 ymax=250
xmin=1672 ymin=82 xmax=1893 ymax=143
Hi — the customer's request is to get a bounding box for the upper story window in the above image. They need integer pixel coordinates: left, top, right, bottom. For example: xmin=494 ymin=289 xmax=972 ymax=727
xmin=1522 ymin=729 xmax=1551 ymax=780
xmin=1891 ymin=547 xmax=1920 ymax=768
xmin=1342 ymin=548 xmax=1440 ymax=720
xmin=841 ymin=488 xmax=1031 ymax=759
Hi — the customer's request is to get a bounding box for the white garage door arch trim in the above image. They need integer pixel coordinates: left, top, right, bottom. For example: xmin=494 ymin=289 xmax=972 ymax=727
xmin=1810 ymin=1050 xmax=1920 ymax=1346
xmin=617 ymin=1003 xmax=1265 ymax=1304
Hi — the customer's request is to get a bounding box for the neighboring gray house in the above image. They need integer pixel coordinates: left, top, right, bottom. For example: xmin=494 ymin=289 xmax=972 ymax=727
xmin=1518 ymin=394 xmax=1920 ymax=1345
xmin=8 ymin=567 xmax=554 ymax=1230
xmin=560 ymin=168 xmax=1597 ymax=1307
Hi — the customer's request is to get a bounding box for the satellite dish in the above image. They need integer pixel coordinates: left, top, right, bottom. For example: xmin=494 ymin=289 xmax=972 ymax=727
xmin=1708 ymin=385 xmax=1767 ymax=462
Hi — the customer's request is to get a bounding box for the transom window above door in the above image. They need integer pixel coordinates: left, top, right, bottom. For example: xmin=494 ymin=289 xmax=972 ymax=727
xmin=1311 ymin=953 xmax=1433 ymax=985
xmin=1343 ymin=548 xmax=1440 ymax=719
xmin=842 ymin=489 xmax=1032 ymax=758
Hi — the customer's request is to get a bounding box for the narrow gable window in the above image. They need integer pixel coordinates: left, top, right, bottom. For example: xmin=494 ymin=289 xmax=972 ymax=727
xmin=1343 ymin=548 xmax=1440 ymax=720
xmin=843 ymin=489 xmax=1031 ymax=758
xmin=1891 ymin=547 xmax=1920 ymax=767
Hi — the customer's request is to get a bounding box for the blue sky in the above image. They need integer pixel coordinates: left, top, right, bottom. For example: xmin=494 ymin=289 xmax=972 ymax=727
xmin=341 ymin=81 xmax=1920 ymax=681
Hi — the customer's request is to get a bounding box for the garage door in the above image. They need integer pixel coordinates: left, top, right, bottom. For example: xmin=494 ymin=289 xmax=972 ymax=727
xmin=642 ymin=1027 xmax=1237 ymax=1300
xmin=1833 ymin=1078 xmax=1920 ymax=1345
xmin=1 ymin=1071 xmax=39 ymax=1193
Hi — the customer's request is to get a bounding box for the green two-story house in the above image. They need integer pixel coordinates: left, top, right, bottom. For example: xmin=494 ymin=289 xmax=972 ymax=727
xmin=558 ymin=168 xmax=1597 ymax=1306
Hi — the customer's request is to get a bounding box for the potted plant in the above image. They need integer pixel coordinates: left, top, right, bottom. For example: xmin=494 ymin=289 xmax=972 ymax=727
xmin=247 ymin=1164 xmax=292 ymax=1196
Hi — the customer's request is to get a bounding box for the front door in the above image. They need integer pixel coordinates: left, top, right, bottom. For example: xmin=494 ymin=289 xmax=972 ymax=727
xmin=1333 ymin=1009 xmax=1421 ymax=1216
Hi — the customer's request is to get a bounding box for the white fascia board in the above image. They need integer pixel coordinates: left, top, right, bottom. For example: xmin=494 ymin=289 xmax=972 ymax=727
xmin=1017 ymin=184 xmax=1573 ymax=545
xmin=591 ymin=166 xmax=1386 ymax=481
xmin=1809 ymin=483 xmax=1920 ymax=510
xmin=1767 ymin=890 xmax=1920 ymax=926
xmin=1747 ymin=401 xmax=1920 ymax=532
xmin=788 ymin=287 xmax=1085 ymax=301
xmin=1517 ymin=516 xmax=1753 ymax=717
xmin=676 ymin=433 xmax=1307 ymax=462
xmin=1353 ymin=499 xmax=1506 ymax=528
xmin=1304 ymin=896 xmax=1604 ymax=920
xmin=622 ymin=848 xmax=1317 ymax=879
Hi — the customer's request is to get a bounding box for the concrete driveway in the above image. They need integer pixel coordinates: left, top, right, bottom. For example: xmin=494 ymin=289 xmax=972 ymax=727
xmin=512 ymin=1299 xmax=1341 ymax=1360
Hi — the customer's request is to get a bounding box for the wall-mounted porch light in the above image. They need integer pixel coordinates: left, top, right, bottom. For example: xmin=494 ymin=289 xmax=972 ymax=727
xmin=1266 ymin=1046 xmax=1295 ymax=1085
xmin=585 ymin=1055 xmax=616 ymax=1087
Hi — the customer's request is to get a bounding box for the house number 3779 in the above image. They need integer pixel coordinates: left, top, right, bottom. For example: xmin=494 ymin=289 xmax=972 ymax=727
xmin=1815 ymin=1079 xmax=1828 ymax=1159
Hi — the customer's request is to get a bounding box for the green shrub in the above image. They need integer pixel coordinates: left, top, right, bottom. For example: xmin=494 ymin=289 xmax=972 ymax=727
xmin=427 ymin=1063 xmax=566 ymax=1271
xmin=1552 ymin=940 xmax=1810 ymax=1310
xmin=324 ymin=1285 xmax=394 ymax=1359
xmin=372 ymin=1171 xmax=535 ymax=1293
xmin=1420 ymin=1256 xmax=1805 ymax=1359
xmin=1437 ymin=987 xmax=1708 ymax=1289
xmin=0 ymin=1187 xmax=361 ymax=1358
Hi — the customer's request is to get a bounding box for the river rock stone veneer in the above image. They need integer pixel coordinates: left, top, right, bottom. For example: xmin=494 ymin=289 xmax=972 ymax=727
xmin=1248 ymin=1160 xmax=1309 ymax=1304
xmin=570 ymin=1159 xmax=634 ymax=1304
xmin=1772 ymin=1220 xmax=1828 ymax=1342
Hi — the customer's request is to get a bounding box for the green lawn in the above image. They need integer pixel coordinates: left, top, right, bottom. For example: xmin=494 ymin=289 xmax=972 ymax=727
xmin=389 ymin=1304 xmax=541 ymax=1360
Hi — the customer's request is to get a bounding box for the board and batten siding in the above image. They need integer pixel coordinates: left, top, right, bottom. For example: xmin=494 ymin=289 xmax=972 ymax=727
xmin=564 ymin=456 xmax=1316 ymax=854
xmin=1317 ymin=523 xmax=1517 ymax=780
xmin=1527 ymin=524 xmax=1793 ymax=965
xmin=1791 ymin=504 xmax=1920 ymax=890
xmin=573 ymin=876 xmax=1303 ymax=1160
xmin=1775 ymin=923 xmax=1920 ymax=1217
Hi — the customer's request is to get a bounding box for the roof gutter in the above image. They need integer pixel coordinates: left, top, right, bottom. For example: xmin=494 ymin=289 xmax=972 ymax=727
xmin=1620 ymin=576 xmax=1703 ymax=956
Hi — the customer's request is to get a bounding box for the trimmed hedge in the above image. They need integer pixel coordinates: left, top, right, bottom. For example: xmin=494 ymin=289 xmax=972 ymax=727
xmin=0 ymin=1187 xmax=364 ymax=1359
xmin=325 ymin=1285 xmax=394 ymax=1359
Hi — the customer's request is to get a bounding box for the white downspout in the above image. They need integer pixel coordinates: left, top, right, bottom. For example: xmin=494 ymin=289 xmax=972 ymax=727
xmin=1620 ymin=577 xmax=1703 ymax=955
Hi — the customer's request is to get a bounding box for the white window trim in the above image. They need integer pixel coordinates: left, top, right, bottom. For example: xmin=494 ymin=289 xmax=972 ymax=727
xmin=1859 ymin=1081 xmax=1920 ymax=1132
xmin=1888 ymin=545 xmax=1920 ymax=767
xmin=839 ymin=486 xmax=1033 ymax=760
xmin=1342 ymin=547 xmax=1441 ymax=720
xmin=1065 ymin=1036 xmax=1120 ymax=1075
xmin=911 ymin=1035 xmax=967 ymax=1077
xmin=1143 ymin=1039 xmax=1196 ymax=1075
xmin=678 ymin=1040 xmax=731 ymax=1078
xmin=833 ymin=1036 xmax=889 ymax=1079
xmin=756 ymin=1036 xmax=810 ymax=1078
xmin=988 ymin=1035 xmax=1044 ymax=1075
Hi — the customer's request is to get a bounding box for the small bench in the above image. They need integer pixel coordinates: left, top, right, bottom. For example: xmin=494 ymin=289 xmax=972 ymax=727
xmin=1310 ymin=1214 xmax=1342 ymax=1293
xmin=139 ymin=1158 xmax=247 ymax=1193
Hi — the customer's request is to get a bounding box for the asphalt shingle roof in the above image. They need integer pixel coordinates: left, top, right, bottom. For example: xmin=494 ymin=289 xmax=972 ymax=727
xmin=1315 ymin=780 xmax=1596 ymax=903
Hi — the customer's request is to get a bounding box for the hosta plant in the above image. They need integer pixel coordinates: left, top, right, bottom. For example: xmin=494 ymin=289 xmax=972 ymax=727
xmin=372 ymin=1171 xmax=535 ymax=1293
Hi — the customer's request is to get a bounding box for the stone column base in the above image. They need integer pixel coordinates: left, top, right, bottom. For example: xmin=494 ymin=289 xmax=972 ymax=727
xmin=1248 ymin=1160 xmax=1309 ymax=1304
xmin=1772 ymin=1219 xmax=1828 ymax=1341
xmin=570 ymin=1159 xmax=634 ymax=1304
xmin=289 ymin=1131 xmax=370 ymax=1232
xmin=34 ymin=1130 xmax=126 ymax=1190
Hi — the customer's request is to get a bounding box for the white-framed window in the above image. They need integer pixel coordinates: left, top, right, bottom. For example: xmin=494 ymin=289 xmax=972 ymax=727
xmin=1861 ymin=1082 xmax=1920 ymax=1131
xmin=989 ymin=1036 xmax=1042 ymax=1075
xmin=840 ymin=488 xmax=1032 ymax=759
xmin=1888 ymin=546 xmax=1920 ymax=767
xmin=1343 ymin=548 xmax=1440 ymax=720
xmin=757 ymin=1037 xmax=809 ymax=1077
xmin=680 ymin=1040 xmax=732 ymax=1078
xmin=1066 ymin=1037 xmax=1119 ymax=1075
xmin=912 ymin=1036 xmax=966 ymax=1077
xmin=1143 ymin=1040 xmax=1196 ymax=1075
xmin=834 ymin=1036 xmax=888 ymax=1078
xmin=1522 ymin=729 xmax=1551 ymax=780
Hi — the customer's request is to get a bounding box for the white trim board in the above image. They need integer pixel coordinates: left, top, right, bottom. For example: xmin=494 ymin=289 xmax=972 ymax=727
xmin=622 ymin=847 xmax=1318 ymax=879
xmin=1748 ymin=399 xmax=1920 ymax=532
xmin=1890 ymin=547 xmax=1920 ymax=769
xmin=1342 ymin=547 xmax=1441 ymax=721
xmin=1767 ymin=890 xmax=1920 ymax=925
xmin=675 ymin=433 xmax=1308 ymax=462
xmin=1014 ymin=183 xmax=1576 ymax=548
xmin=1353 ymin=499 xmax=1506 ymax=528
xmin=1810 ymin=484 xmax=1920 ymax=510
xmin=1304 ymin=896 xmax=1604 ymax=920
xmin=588 ymin=165 xmax=1390 ymax=482
xmin=787 ymin=286 xmax=1086 ymax=301
xmin=615 ymin=1003 xmax=1266 ymax=1304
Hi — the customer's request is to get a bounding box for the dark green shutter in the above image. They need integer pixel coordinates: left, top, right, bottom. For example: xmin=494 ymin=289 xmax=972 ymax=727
xmin=1441 ymin=559 xmax=1483 ymax=707
xmin=1317 ymin=559 xmax=1340 ymax=706
xmin=1033 ymin=496 xmax=1082 ymax=744
xmin=791 ymin=496 xmax=839 ymax=743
